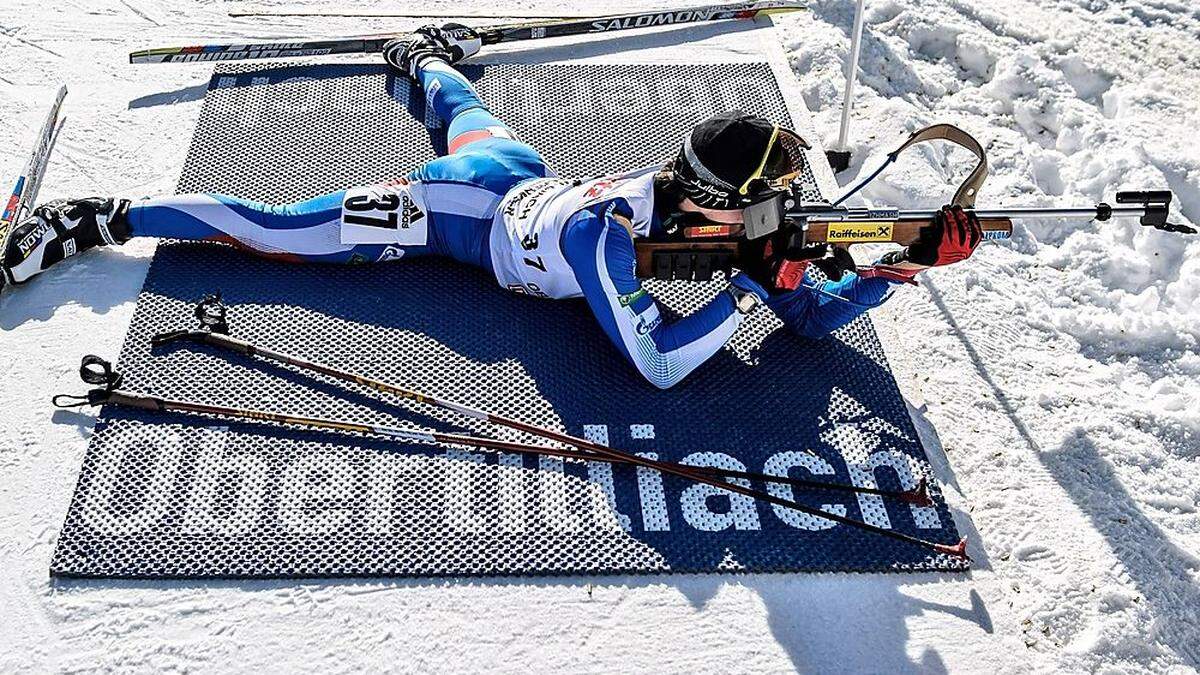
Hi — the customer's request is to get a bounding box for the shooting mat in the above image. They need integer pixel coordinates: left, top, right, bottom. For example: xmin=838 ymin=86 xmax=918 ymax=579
xmin=51 ymin=63 xmax=967 ymax=578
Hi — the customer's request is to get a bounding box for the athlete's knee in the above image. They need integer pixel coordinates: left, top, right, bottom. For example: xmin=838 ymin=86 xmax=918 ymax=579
xmin=421 ymin=61 xmax=487 ymax=119
xmin=443 ymin=106 xmax=513 ymax=152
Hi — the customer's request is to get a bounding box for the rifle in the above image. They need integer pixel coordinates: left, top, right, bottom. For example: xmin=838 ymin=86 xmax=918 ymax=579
xmin=635 ymin=124 xmax=1194 ymax=281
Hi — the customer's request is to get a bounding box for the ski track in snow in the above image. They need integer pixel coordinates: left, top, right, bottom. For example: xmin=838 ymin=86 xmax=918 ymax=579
xmin=1 ymin=0 xmax=1198 ymax=672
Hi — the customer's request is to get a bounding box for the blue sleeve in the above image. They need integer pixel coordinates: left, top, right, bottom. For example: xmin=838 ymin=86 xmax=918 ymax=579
xmin=765 ymin=270 xmax=896 ymax=339
xmin=561 ymin=202 xmax=745 ymax=389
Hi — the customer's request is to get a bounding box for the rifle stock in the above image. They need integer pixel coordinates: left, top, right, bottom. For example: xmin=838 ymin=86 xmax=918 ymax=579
xmin=633 ymin=217 xmax=1013 ymax=278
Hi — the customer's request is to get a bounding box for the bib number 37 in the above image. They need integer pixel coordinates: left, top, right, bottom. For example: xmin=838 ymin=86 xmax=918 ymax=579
xmin=340 ymin=183 xmax=429 ymax=246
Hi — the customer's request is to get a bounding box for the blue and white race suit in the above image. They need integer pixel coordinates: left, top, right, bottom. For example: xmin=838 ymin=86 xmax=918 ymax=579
xmin=126 ymin=59 xmax=897 ymax=388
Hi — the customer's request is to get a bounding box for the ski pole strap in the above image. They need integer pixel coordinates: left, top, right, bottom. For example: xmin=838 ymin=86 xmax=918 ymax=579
xmin=79 ymin=354 xmax=122 ymax=389
xmin=53 ymin=355 xmax=126 ymax=407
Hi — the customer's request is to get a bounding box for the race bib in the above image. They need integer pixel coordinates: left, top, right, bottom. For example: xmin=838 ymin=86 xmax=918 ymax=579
xmin=340 ymin=182 xmax=428 ymax=246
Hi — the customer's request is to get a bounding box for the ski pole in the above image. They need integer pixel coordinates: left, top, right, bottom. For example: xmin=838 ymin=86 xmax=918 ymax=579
xmin=130 ymin=0 xmax=807 ymax=64
xmin=155 ymin=297 xmax=960 ymax=558
xmin=55 ymin=355 xmax=965 ymax=560
xmin=153 ymin=295 xmax=931 ymax=507
xmin=51 ymin=357 xmax=891 ymax=497
xmin=51 ymin=358 xmax=671 ymax=466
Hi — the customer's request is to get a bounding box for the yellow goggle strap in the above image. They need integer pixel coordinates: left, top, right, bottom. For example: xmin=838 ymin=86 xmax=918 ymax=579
xmin=738 ymin=124 xmax=781 ymax=195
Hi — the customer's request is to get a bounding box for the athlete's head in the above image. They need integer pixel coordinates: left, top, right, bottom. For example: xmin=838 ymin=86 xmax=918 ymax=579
xmin=666 ymin=111 xmax=806 ymax=224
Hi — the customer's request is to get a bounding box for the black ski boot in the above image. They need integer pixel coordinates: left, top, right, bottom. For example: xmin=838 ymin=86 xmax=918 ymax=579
xmin=1 ymin=197 xmax=131 ymax=290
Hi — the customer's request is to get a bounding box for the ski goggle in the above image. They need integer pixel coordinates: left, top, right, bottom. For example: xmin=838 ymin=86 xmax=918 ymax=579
xmin=736 ymin=125 xmax=805 ymax=196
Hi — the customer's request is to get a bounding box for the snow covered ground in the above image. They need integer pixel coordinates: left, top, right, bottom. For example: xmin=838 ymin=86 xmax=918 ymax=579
xmin=2 ymin=0 xmax=1198 ymax=672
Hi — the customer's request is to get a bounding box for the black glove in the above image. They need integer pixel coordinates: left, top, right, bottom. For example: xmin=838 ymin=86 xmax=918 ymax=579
xmin=740 ymin=238 xmax=852 ymax=292
xmin=905 ymin=205 xmax=982 ymax=267
xmin=383 ymin=24 xmax=481 ymax=79
xmin=811 ymin=245 xmax=857 ymax=282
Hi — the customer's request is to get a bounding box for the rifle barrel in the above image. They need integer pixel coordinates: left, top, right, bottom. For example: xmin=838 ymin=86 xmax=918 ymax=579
xmin=802 ymin=205 xmax=1149 ymax=223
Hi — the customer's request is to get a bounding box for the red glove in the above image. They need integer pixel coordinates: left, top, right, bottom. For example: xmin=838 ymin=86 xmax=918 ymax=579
xmin=761 ymin=243 xmax=858 ymax=292
xmin=906 ymin=205 xmax=983 ymax=267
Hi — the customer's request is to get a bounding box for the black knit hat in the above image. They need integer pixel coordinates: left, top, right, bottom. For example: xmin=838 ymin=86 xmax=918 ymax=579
xmin=672 ymin=111 xmax=791 ymax=210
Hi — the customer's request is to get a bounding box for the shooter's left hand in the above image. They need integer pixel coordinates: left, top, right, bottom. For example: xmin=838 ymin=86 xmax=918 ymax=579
xmin=906 ymin=205 xmax=983 ymax=267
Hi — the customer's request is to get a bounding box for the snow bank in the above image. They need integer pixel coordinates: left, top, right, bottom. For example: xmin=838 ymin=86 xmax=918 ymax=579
xmin=2 ymin=0 xmax=1198 ymax=672
xmin=777 ymin=0 xmax=1200 ymax=669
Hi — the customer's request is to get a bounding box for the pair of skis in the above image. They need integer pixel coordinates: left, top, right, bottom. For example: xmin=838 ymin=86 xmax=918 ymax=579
xmin=0 ymin=86 xmax=67 ymax=275
xmin=56 ymin=295 xmax=967 ymax=562
xmin=128 ymin=0 xmax=806 ymax=64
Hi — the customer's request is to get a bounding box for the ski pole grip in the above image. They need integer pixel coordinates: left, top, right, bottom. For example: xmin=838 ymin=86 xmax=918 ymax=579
xmin=105 ymin=391 xmax=166 ymax=411
xmin=151 ymin=329 xmax=192 ymax=347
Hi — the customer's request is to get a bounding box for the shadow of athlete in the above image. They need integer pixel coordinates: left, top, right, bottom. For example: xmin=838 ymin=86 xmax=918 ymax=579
xmin=1 ymin=24 xmax=982 ymax=390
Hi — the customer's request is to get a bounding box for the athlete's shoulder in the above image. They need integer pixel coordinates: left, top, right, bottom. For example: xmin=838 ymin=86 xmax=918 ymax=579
xmin=563 ymin=199 xmax=634 ymax=240
xmin=573 ymin=169 xmax=658 ymax=234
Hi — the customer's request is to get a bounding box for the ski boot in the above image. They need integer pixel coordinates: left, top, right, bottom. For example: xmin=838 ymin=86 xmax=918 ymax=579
xmin=0 ymin=197 xmax=130 ymax=291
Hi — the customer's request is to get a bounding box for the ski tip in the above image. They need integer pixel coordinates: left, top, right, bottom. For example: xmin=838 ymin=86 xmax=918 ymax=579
xmin=904 ymin=476 xmax=933 ymax=507
xmin=934 ymin=537 xmax=970 ymax=561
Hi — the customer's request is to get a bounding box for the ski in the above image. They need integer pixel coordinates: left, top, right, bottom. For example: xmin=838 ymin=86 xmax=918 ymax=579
xmin=0 ymin=86 xmax=67 ymax=269
xmin=130 ymin=0 xmax=806 ymax=64
xmin=230 ymin=10 xmax=589 ymax=19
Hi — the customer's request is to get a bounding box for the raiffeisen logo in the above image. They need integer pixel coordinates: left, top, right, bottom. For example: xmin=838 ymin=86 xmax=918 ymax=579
xmin=825 ymin=221 xmax=895 ymax=243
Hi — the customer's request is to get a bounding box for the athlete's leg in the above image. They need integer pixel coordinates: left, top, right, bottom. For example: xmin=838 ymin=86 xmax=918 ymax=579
xmin=127 ymin=191 xmax=433 ymax=264
xmin=404 ymin=60 xmax=555 ymax=269
xmin=416 ymin=60 xmax=516 ymax=154
xmin=415 ymin=60 xmax=554 ymax=176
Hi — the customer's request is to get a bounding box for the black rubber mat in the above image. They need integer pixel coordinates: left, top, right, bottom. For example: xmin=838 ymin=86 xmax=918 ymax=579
xmin=51 ymin=63 xmax=966 ymax=578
